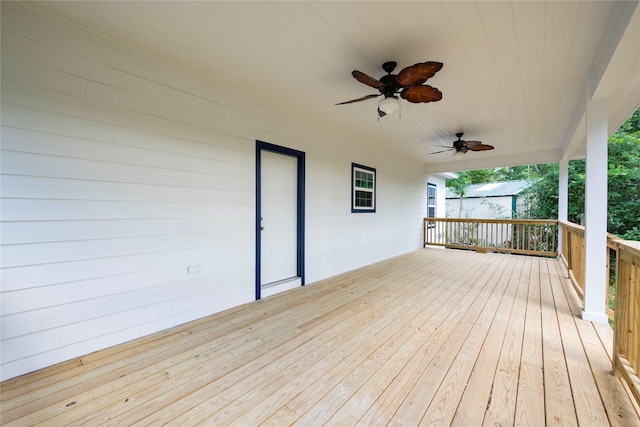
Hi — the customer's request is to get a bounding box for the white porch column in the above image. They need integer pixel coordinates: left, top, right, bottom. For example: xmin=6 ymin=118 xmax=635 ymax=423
xmin=558 ymin=158 xmax=569 ymax=254
xmin=582 ymin=97 xmax=609 ymax=324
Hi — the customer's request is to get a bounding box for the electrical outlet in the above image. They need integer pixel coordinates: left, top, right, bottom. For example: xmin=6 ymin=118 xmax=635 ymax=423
xmin=187 ymin=264 xmax=201 ymax=274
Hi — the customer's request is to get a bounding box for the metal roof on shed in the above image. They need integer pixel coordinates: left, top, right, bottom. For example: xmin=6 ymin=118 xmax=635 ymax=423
xmin=445 ymin=179 xmax=533 ymax=199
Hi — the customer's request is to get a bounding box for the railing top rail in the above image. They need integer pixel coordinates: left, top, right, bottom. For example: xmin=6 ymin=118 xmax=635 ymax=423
xmin=559 ymin=220 xmax=585 ymax=234
xmin=425 ymin=217 xmax=558 ymax=225
xmin=560 ymin=221 xmax=621 ymax=247
xmin=607 ymin=233 xmax=621 ymax=249
xmin=614 ymin=239 xmax=640 ymax=259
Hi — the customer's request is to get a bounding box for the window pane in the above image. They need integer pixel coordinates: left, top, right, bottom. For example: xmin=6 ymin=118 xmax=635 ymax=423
xmin=427 ymin=183 xmax=436 ymax=218
xmin=352 ymin=163 xmax=376 ymax=212
xmin=355 ymin=170 xmax=373 ymax=189
xmin=355 ymin=190 xmax=373 ymax=207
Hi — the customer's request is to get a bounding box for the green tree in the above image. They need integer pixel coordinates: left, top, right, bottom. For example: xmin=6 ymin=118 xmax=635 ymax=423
xmin=523 ymin=160 xmax=585 ymax=223
xmin=467 ymin=169 xmax=497 ymax=184
xmin=446 ymin=171 xmax=471 ymax=217
xmin=607 ymin=131 xmax=640 ymax=239
xmin=617 ymin=107 xmax=640 ymax=134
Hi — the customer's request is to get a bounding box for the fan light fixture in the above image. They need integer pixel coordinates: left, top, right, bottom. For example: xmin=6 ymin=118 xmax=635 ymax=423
xmin=378 ymin=96 xmax=399 ymax=115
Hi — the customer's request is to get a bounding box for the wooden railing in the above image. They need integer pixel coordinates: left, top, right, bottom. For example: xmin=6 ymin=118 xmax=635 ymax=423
xmin=423 ymin=218 xmax=558 ymax=257
xmin=613 ymin=240 xmax=640 ymax=406
xmin=558 ymin=221 xmax=639 ymax=404
xmin=559 ymin=221 xmax=618 ymax=321
xmin=560 ymin=221 xmax=587 ymax=307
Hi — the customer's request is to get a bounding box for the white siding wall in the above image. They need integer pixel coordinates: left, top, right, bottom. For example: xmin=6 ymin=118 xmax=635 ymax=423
xmin=0 ymin=3 xmax=428 ymax=380
xmin=425 ymin=174 xmax=448 ymax=218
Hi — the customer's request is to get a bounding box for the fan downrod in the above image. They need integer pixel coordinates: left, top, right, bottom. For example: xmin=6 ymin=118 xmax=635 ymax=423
xmin=455 ymin=132 xmax=464 ymax=139
xmin=382 ymin=61 xmax=397 ymax=74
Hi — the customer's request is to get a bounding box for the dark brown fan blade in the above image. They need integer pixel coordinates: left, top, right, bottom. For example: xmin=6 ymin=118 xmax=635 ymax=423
xmin=400 ymin=85 xmax=442 ymax=103
xmin=463 ymin=140 xmax=482 ymax=148
xmin=352 ymin=70 xmax=384 ymax=89
xmin=396 ymin=62 xmax=443 ymax=87
xmin=429 ymin=148 xmax=454 ymax=154
xmin=468 ymin=144 xmax=494 ymax=151
xmin=335 ymin=94 xmax=379 ymax=105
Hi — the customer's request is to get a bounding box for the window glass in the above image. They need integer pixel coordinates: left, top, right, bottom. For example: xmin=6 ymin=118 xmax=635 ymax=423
xmin=352 ymin=164 xmax=376 ymax=212
xmin=427 ymin=183 xmax=437 ymax=218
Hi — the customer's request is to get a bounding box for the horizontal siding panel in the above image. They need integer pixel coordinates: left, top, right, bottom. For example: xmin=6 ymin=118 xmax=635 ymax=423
xmin=1 ymin=175 xmax=253 ymax=204
xmin=1 ymin=229 xmax=253 ymax=268
xmin=1 ymin=149 xmax=253 ymax=190
xmin=1 ymin=278 xmax=253 ymax=363
xmin=1 ymin=281 xmax=247 ymax=361
xmin=2 ymin=267 xmax=253 ymax=339
xmin=1 ymin=243 xmax=254 ymax=292
xmin=1 ymin=126 xmax=253 ymax=177
xmin=1 ymin=291 xmax=252 ymax=381
xmin=1 ymin=254 xmax=254 ymax=315
xmin=1 ymin=69 xmax=264 ymax=154
xmin=1 ymin=217 xmax=249 ymax=244
xmin=1 ymin=82 xmax=260 ymax=160
xmin=1 ymin=198 xmax=253 ymax=221
xmin=2 ymin=105 xmax=252 ymax=166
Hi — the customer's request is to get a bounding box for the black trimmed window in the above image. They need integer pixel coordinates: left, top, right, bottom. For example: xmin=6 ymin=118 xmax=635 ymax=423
xmin=352 ymin=163 xmax=376 ymax=213
xmin=427 ymin=183 xmax=437 ymax=218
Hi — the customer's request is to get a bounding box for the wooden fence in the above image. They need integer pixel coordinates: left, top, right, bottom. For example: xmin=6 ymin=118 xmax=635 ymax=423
xmin=423 ymin=218 xmax=558 ymax=257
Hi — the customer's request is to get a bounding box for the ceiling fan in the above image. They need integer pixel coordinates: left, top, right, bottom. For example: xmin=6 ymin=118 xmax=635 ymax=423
xmin=336 ymin=61 xmax=443 ymax=117
xmin=430 ymin=133 xmax=495 ymax=154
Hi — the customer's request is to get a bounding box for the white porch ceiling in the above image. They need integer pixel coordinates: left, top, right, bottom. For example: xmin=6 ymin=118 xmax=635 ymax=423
xmin=30 ymin=1 xmax=640 ymax=173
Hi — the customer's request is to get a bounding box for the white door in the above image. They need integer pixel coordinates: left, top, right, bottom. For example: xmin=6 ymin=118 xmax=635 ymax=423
xmin=259 ymin=150 xmax=300 ymax=297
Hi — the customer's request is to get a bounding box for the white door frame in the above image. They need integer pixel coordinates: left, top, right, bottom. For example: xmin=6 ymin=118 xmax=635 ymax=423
xmin=255 ymin=141 xmax=305 ymax=300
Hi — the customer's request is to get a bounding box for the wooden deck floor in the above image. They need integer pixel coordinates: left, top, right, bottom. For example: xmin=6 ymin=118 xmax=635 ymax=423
xmin=2 ymin=249 xmax=639 ymax=426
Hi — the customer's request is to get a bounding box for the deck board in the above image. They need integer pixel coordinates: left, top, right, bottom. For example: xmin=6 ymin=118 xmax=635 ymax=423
xmin=450 ymin=255 xmax=523 ymax=426
xmin=1 ymin=248 xmax=639 ymax=426
xmin=540 ymin=258 xmax=578 ymax=426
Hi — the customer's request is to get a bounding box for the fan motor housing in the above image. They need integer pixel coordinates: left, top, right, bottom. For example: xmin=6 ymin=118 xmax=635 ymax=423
xmin=382 ymin=61 xmax=397 ymax=73
xmin=379 ymin=75 xmax=399 ymax=97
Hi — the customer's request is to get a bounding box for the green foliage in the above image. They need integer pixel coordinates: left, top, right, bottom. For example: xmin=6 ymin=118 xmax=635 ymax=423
xmin=616 ymin=108 xmax=640 ymax=134
xmin=454 ymin=164 xmax=558 ymax=185
xmin=467 ymin=169 xmax=497 ymax=184
xmin=446 ymin=171 xmax=471 ymax=196
xmin=524 ymin=160 xmax=585 ymax=223
xmin=607 ymin=130 xmax=640 ymax=237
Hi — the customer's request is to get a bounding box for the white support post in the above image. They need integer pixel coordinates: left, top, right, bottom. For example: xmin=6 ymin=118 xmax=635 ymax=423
xmin=558 ymin=158 xmax=569 ymax=254
xmin=582 ymin=97 xmax=609 ymax=324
